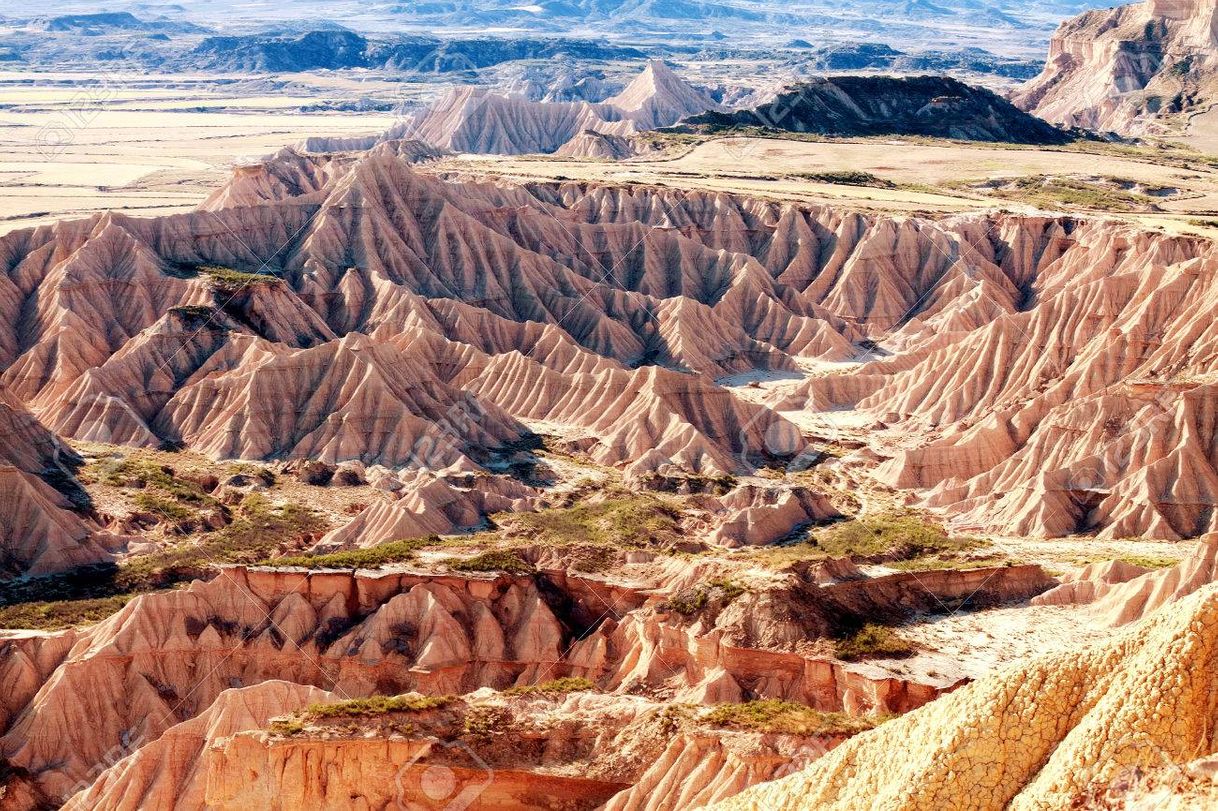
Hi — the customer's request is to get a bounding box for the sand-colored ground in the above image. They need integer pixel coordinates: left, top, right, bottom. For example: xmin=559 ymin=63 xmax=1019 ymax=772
xmin=9 ymin=65 xmax=1218 ymax=236
xmin=445 ymin=135 xmax=1218 ymax=232
xmin=0 ymin=72 xmax=402 ymax=233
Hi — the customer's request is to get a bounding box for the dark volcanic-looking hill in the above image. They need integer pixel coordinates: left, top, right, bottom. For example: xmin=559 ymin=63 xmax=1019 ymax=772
xmin=683 ymin=75 xmax=1074 ymax=144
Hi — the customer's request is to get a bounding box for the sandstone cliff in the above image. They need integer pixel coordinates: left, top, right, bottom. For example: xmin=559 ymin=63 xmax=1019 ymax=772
xmin=1013 ymin=0 xmax=1218 ymax=133
xmin=0 ymin=557 xmax=1031 ymax=805
xmin=710 ymin=582 xmax=1218 ymax=811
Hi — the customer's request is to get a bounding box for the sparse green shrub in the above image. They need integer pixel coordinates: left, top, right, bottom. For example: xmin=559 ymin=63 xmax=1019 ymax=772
xmin=269 ymin=717 xmax=306 ymax=736
xmin=814 ymin=513 xmax=977 ymax=562
xmin=702 ymin=699 xmax=888 ymax=735
xmin=92 ymin=457 xmax=215 ymax=507
xmin=304 ymin=694 xmax=454 ymax=718
xmin=114 ymin=494 xmax=327 ymax=591
xmin=834 ymin=624 xmax=916 ymax=661
xmin=0 ymin=594 xmax=135 ymax=630
xmin=132 ymin=492 xmax=196 ymax=524
xmin=446 ymin=549 xmax=533 ymax=574
xmin=271 ymin=536 xmax=441 ymax=569
xmin=790 ymin=170 xmax=893 ymax=188
xmin=502 ymin=676 xmax=596 ymax=696
xmin=659 ymin=579 xmax=746 ymax=616
xmin=462 ymin=705 xmax=511 ymax=739
xmin=495 ymin=491 xmax=682 ymax=549
xmin=199 ymin=264 xmax=283 ymax=293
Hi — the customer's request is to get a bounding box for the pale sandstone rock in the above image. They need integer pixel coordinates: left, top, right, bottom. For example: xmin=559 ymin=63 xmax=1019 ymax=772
xmin=394 ymin=60 xmax=719 ymax=155
xmin=708 ymin=583 xmax=1218 ymax=811
xmin=1013 ymin=0 xmax=1218 ymax=134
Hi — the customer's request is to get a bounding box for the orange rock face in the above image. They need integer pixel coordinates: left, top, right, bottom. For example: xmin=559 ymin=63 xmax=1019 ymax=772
xmin=10 ymin=123 xmax=1218 ymax=810
xmin=0 ymin=562 xmax=976 ymax=806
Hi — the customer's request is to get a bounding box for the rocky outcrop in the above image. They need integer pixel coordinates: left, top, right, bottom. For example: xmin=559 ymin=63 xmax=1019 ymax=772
xmin=393 ymin=59 xmax=718 ymax=155
xmin=604 ymin=60 xmax=722 ymax=131
xmin=684 ymin=75 xmax=1072 ymax=144
xmin=0 ymin=466 xmax=109 ymax=577
xmin=398 ymin=86 xmax=636 ymax=155
xmin=776 ymin=216 xmax=1218 ymax=540
xmin=204 ymin=691 xmax=846 ymax=811
xmin=0 ymin=563 xmax=966 ymax=804
xmin=4 ymin=143 xmax=1218 ymax=537
xmin=554 ymin=129 xmax=639 ymax=159
xmin=705 ymin=485 xmax=839 ymax=547
xmin=60 ymin=681 xmax=332 ymax=811
xmin=1034 ymin=534 xmax=1218 ymax=627
xmin=311 ymin=473 xmax=537 ymax=551
xmin=0 ymin=385 xmax=111 ymax=576
xmin=1013 ymin=0 xmax=1218 ymax=134
xmin=710 ymin=582 xmax=1218 ymax=811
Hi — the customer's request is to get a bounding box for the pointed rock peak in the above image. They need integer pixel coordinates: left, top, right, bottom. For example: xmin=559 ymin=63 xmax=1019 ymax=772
xmin=610 ymin=59 xmax=709 ymax=112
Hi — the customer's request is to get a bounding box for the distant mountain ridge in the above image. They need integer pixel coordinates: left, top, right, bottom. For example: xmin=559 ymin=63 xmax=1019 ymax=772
xmin=188 ymin=30 xmax=645 ymax=73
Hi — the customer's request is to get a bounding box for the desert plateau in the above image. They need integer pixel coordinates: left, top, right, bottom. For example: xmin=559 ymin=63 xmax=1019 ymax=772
xmin=5 ymin=1 xmax=1218 ymax=810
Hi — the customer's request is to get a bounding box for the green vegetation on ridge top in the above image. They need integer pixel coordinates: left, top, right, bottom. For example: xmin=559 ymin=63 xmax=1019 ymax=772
xmin=701 ymin=699 xmax=889 ymax=735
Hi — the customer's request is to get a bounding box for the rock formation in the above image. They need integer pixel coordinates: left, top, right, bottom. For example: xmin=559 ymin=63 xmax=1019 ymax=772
xmin=1013 ymin=0 xmax=1218 ymax=134
xmin=683 ymin=75 xmax=1073 ymax=144
xmin=203 ymin=690 xmax=846 ymax=811
xmin=710 ymin=582 xmax=1218 ymax=811
xmin=1 ymin=560 xmax=1009 ymax=805
xmin=1034 ymin=533 xmax=1218 ymax=627
xmin=60 ymin=681 xmax=333 ymax=811
xmin=604 ymin=59 xmax=723 ymax=131
xmin=0 ymin=385 xmax=112 ymax=576
xmin=311 ymin=473 xmax=538 ymax=551
xmin=554 ymin=129 xmax=640 ymax=159
xmin=4 ymin=142 xmax=1218 ymax=540
xmin=387 ymin=59 xmax=720 ymax=155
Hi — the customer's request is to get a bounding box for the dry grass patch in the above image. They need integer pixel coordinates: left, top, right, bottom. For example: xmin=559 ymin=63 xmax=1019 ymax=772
xmin=303 ymin=694 xmax=454 ymax=719
xmin=445 ymin=548 xmax=534 ymax=574
xmin=701 ymin=699 xmax=888 ymax=735
xmin=0 ymin=594 xmax=136 ymax=630
xmin=502 ymin=677 xmax=596 ymax=696
xmin=493 ymin=490 xmax=683 ymax=549
xmin=270 ymin=536 xmax=442 ymax=569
